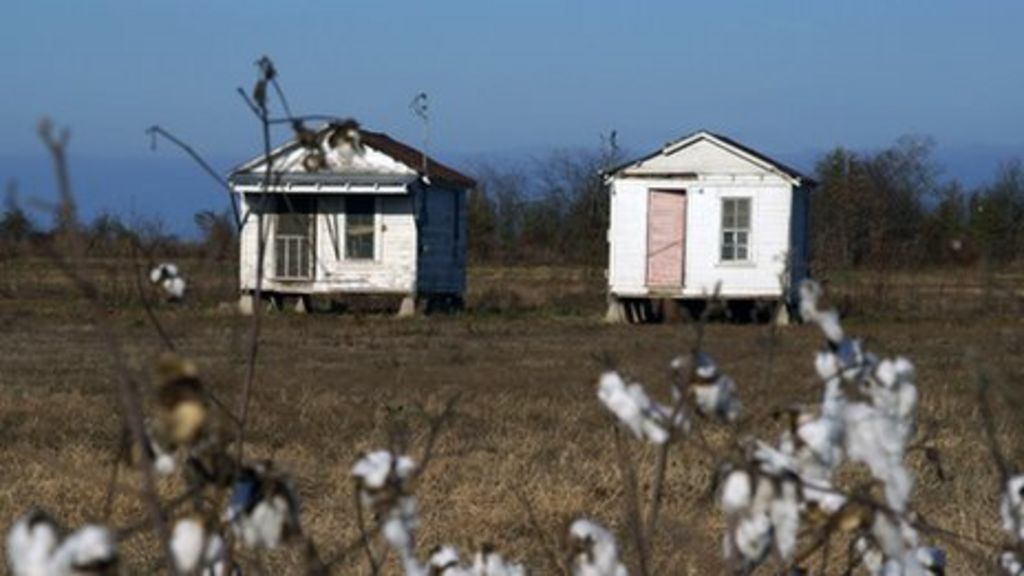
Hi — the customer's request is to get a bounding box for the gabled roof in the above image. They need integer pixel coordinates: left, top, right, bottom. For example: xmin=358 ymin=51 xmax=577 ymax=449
xmin=605 ymin=130 xmax=816 ymax=187
xmin=229 ymin=121 xmax=476 ymax=190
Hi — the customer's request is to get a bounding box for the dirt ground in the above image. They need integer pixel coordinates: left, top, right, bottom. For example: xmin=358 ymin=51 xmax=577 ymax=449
xmin=0 ymin=260 xmax=1022 ymax=574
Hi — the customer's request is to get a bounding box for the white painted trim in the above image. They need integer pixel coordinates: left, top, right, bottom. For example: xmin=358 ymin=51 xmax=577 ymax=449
xmin=233 ymin=183 xmax=408 ymax=195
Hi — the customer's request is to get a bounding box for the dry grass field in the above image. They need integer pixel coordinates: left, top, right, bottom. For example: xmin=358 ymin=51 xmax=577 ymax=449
xmin=1 ymin=257 xmax=1023 ymax=574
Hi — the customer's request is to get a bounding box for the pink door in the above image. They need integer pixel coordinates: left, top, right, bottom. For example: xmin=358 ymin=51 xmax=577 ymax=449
xmin=646 ymin=190 xmax=686 ymax=289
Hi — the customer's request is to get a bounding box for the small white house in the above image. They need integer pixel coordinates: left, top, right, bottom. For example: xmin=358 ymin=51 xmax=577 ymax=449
xmin=604 ymin=130 xmax=814 ymax=322
xmin=228 ymin=120 xmax=475 ymax=314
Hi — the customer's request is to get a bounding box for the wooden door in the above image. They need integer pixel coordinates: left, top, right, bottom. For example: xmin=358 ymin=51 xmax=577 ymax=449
xmin=646 ymin=190 xmax=686 ymax=289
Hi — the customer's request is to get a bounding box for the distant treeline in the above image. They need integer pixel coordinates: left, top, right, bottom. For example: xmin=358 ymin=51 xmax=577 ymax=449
xmin=466 ymin=136 xmax=1024 ymax=271
xmin=2 ymin=136 xmax=1022 ymax=271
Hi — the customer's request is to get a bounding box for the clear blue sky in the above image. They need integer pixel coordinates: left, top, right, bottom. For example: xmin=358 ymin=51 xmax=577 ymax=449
xmin=2 ymin=1 xmax=1023 ymax=232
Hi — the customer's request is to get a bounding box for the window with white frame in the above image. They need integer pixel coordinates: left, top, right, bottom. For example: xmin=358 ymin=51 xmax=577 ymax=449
xmin=345 ymin=196 xmax=376 ymax=260
xmin=273 ymin=196 xmax=313 ymax=279
xmin=720 ymin=197 xmax=751 ymax=262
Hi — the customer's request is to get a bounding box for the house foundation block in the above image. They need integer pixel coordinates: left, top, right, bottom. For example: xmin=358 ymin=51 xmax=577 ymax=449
xmin=605 ymin=296 xmax=627 ymax=324
xmin=238 ymin=293 xmax=255 ymax=316
xmin=397 ymin=295 xmax=417 ymax=318
xmin=774 ymin=301 xmax=791 ymax=326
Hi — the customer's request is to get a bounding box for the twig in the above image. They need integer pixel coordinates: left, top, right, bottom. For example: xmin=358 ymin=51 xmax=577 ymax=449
xmin=643 ymin=284 xmax=718 ymax=556
xmin=146 ymin=125 xmax=241 ymax=229
xmin=36 ymin=120 xmax=178 ymax=574
xmin=612 ymin=427 xmax=650 ymax=576
xmin=414 ymin=393 xmax=461 ymax=479
xmin=353 ymin=487 xmax=381 ymax=575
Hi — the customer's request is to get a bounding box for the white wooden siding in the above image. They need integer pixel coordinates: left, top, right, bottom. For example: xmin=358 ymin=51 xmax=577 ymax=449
xmin=608 ymin=132 xmax=806 ymax=300
xmin=609 ymin=176 xmax=794 ymax=299
xmin=238 ymin=193 xmax=418 ymax=294
xmin=625 ymin=138 xmax=773 ymax=176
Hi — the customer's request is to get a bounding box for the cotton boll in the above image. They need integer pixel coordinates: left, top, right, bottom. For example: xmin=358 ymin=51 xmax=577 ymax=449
xmin=770 ymin=480 xmax=800 ymax=560
xmin=237 ymin=495 xmax=291 ymax=549
xmin=428 ymin=546 xmax=463 ymax=574
xmin=844 ymin=403 xmax=912 ymax=512
xmin=733 ymin=514 xmax=772 ymax=568
xmin=150 ymin=263 xmax=178 ymax=284
xmin=695 ymin=352 xmax=718 ymax=380
xmin=796 ymin=416 xmax=843 ymax=472
xmin=171 ymin=519 xmax=233 ymax=576
xmin=816 ymin=310 xmax=845 ymax=345
xmin=569 ymin=519 xmax=627 ymax=576
xmin=693 ymin=375 xmax=740 ymax=423
xmin=875 ymin=359 xmax=900 ymax=388
xmin=1001 ymin=550 xmax=1024 ymax=575
xmin=381 ymin=496 xmax=418 ymax=553
xmin=855 ymin=537 xmax=885 ymax=576
xmin=472 ymin=547 xmax=527 ymax=576
xmin=171 ymin=519 xmax=206 ymax=573
xmin=48 ymin=524 xmax=117 ymax=575
xmin=720 ymin=470 xmax=753 ymax=516
xmin=598 ymin=372 xmax=649 ymax=441
xmin=352 ymin=450 xmax=417 ymax=491
xmin=1001 ymin=475 xmax=1024 ymax=541
xmin=153 ymin=451 xmax=176 ymax=476
xmin=597 ymin=372 xmax=678 ymax=444
xmin=150 ymin=263 xmax=186 ymax=301
xmin=815 ymin=351 xmax=841 ymax=382
xmin=163 ymin=276 xmax=187 ymax=301
xmin=798 ymin=280 xmax=823 ymax=322
xmin=7 ymin=510 xmax=61 ymax=576
xmin=226 ymin=464 xmax=301 ymax=551
xmin=798 ymin=280 xmax=844 ymax=344
xmin=753 ymin=441 xmax=796 ymax=476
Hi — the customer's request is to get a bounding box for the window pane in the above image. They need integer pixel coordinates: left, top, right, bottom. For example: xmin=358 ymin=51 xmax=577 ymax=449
xmin=736 ymin=231 xmax=749 ymax=248
xmin=736 ymin=199 xmax=750 ymax=228
xmin=722 ymin=200 xmax=736 ymax=229
xmin=345 ymin=196 xmax=376 ymax=260
xmin=737 ymin=245 xmax=748 ymax=260
xmin=721 ymin=243 xmax=733 ymax=261
xmin=275 ymin=238 xmax=286 ymax=276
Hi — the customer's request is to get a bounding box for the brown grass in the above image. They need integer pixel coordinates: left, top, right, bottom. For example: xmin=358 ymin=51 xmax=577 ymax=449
xmin=0 ymin=259 xmax=1022 ymax=573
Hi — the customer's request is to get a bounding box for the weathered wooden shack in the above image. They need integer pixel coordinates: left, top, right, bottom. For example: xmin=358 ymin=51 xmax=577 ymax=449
xmin=229 ymin=120 xmax=475 ymax=314
xmin=604 ymin=130 xmax=814 ymax=322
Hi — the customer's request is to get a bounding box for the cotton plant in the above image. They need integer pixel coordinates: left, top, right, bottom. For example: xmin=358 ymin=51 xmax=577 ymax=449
xmin=718 ymin=466 xmax=777 ymax=569
xmin=6 ymin=510 xmax=118 ymax=576
xmin=225 ymin=462 xmax=302 ymax=550
xmin=135 ymin=352 xmax=212 ymax=477
xmin=351 ymin=450 xmax=526 ymax=576
xmin=716 ymin=444 xmax=802 ymax=568
xmin=150 ymin=262 xmax=187 ymax=301
xmin=568 ymin=519 xmax=628 ymax=576
xmin=352 ymin=450 xmax=423 ymax=574
xmin=706 ymin=280 xmax=942 ymax=573
xmin=799 ymin=280 xmax=943 ymax=570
